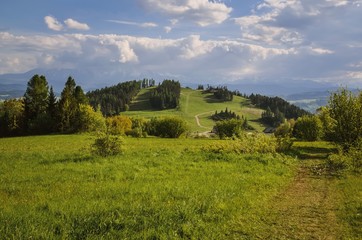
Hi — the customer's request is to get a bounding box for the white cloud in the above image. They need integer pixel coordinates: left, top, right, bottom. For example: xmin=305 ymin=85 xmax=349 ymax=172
xmin=45 ymin=16 xmax=90 ymax=31
xmin=64 ymin=18 xmax=90 ymax=31
xmin=164 ymin=26 xmax=172 ymax=33
xmin=140 ymin=0 xmax=232 ymax=26
xmin=44 ymin=16 xmax=63 ymax=31
xmin=107 ymin=20 xmax=158 ymax=28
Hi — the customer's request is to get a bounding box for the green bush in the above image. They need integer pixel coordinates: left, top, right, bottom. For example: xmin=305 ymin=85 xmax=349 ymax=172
xmin=214 ymin=119 xmax=244 ymax=139
xmin=293 ymin=115 xmax=322 ymax=141
xmin=202 ymin=133 xmax=278 ymax=154
xmin=329 ymin=138 xmax=362 ymax=172
xmin=147 ymin=117 xmax=188 ymax=138
xmin=128 ymin=117 xmax=148 ymax=138
xmin=91 ymin=133 xmax=124 ymax=157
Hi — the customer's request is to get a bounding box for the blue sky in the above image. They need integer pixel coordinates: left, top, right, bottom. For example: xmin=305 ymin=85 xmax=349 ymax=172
xmin=1 ymin=0 xmax=362 ymax=91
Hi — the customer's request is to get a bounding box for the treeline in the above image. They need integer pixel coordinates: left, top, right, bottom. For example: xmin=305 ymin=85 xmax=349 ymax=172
xmin=150 ymin=80 xmax=181 ymax=109
xmin=0 ymin=75 xmax=104 ymax=136
xmin=87 ymin=81 xmax=142 ymax=116
xmin=248 ymin=93 xmax=309 ymax=126
xmin=0 ymin=75 xmax=190 ymax=138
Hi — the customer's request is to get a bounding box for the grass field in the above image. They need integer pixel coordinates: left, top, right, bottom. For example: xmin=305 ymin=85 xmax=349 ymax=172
xmin=126 ymin=88 xmax=265 ymax=132
xmin=1 ymin=135 xmax=360 ymax=239
xmin=0 ymin=134 xmax=296 ymax=239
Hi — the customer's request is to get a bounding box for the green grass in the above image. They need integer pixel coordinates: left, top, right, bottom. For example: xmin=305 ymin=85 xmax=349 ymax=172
xmin=0 ymin=134 xmax=296 ymax=239
xmin=126 ymin=88 xmax=265 ymax=132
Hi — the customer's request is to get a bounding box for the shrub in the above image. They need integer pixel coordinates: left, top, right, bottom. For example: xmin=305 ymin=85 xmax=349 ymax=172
xmin=214 ymin=119 xmax=244 ymax=139
xmin=91 ymin=132 xmax=124 ymax=157
xmin=293 ymin=115 xmax=322 ymax=141
xmin=147 ymin=116 xmax=188 ymax=138
xmin=106 ymin=115 xmax=132 ymax=135
xmin=202 ymin=133 xmax=278 ymax=154
xmin=128 ymin=117 xmax=148 ymax=138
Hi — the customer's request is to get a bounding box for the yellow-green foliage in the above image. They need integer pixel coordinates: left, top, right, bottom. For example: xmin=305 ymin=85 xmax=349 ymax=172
xmin=106 ymin=115 xmax=132 ymax=135
xmin=78 ymin=104 xmax=106 ymax=132
xmin=203 ymin=133 xmax=277 ymax=154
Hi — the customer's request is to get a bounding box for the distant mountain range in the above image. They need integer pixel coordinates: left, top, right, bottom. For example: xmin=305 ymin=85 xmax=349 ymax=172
xmin=0 ymin=68 xmax=348 ymax=112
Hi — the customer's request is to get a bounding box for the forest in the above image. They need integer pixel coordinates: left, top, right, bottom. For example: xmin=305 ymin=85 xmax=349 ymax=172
xmin=149 ymin=79 xmax=181 ymax=109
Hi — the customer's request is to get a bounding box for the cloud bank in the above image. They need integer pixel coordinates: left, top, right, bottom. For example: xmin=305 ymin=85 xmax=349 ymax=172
xmin=1 ymin=0 xmax=361 ymax=90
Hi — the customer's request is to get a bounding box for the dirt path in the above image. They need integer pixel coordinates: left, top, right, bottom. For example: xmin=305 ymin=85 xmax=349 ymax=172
xmin=266 ymin=158 xmax=341 ymax=239
xmin=194 ymin=111 xmax=214 ymax=129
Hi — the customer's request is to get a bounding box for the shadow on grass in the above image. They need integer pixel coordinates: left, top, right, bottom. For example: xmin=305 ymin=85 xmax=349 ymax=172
xmin=40 ymin=155 xmax=96 ymax=165
xmin=204 ymin=95 xmax=230 ymax=103
xmin=288 ymin=144 xmax=338 ymax=160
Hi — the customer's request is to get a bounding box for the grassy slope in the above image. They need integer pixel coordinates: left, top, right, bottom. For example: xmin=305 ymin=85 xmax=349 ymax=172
xmin=126 ymin=88 xmax=265 ymax=132
xmin=1 ymin=136 xmax=360 ymax=238
xmin=0 ymin=135 xmax=296 ymax=239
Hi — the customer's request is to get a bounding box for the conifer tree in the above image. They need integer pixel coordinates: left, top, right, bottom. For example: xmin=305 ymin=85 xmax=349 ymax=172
xmin=23 ymin=74 xmax=49 ymax=133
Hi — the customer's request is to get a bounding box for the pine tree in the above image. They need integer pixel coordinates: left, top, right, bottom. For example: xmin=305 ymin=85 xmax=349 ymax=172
xmin=24 ymin=74 xmax=49 ymax=133
xmin=47 ymin=86 xmax=58 ymax=132
xmin=59 ymin=76 xmax=77 ymax=133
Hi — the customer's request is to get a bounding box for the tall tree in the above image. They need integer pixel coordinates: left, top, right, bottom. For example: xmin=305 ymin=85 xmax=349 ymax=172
xmin=47 ymin=86 xmax=58 ymax=132
xmin=327 ymin=88 xmax=362 ymax=151
xmin=75 ymin=85 xmax=88 ymax=105
xmin=0 ymin=99 xmax=24 ymax=136
xmin=58 ymin=76 xmax=77 ymax=133
xmin=23 ymin=74 xmax=49 ymax=133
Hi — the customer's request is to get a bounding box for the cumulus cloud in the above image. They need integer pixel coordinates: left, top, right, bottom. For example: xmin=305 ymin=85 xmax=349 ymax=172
xmin=44 ymin=16 xmax=63 ymax=31
xmin=140 ymin=0 xmax=232 ymax=26
xmin=45 ymin=16 xmax=90 ymax=31
xmin=64 ymin=18 xmax=90 ymax=30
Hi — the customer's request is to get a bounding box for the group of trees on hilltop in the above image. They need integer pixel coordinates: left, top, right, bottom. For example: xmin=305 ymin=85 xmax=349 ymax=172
xmin=248 ymin=93 xmax=310 ymax=127
xmin=0 ymin=75 xmax=104 ymax=136
xmin=211 ymin=108 xmax=241 ymax=121
xmin=203 ymin=86 xmax=233 ymax=102
xmin=87 ymin=81 xmax=141 ymax=116
xmin=150 ymin=80 xmax=181 ymax=109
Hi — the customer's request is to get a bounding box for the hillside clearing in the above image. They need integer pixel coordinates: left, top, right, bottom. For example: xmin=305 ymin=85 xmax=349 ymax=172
xmin=127 ymin=88 xmax=264 ymax=132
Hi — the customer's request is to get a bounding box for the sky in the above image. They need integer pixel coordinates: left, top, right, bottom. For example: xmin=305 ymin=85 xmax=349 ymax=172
xmin=1 ymin=0 xmax=362 ymax=92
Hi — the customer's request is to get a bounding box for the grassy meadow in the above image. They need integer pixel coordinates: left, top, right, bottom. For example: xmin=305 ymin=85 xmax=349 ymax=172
xmin=0 ymin=134 xmax=297 ymax=239
xmin=126 ymin=88 xmax=265 ymax=132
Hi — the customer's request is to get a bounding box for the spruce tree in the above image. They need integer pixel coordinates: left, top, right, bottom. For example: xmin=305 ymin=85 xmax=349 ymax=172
xmin=23 ymin=74 xmax=49 ymax=133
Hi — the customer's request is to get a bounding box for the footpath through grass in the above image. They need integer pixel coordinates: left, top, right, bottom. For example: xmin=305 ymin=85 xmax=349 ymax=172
xmin=0 ymin=134 xmax=296 ymax=239
xmin=261 ymin=141 xmax=362 ymax=239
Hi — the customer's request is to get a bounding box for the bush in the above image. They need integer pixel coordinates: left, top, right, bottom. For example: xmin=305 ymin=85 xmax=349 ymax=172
xmin=91 ymin=133 xmax=124 ymax=157
xmin=202 ymin=133 xmax=278 ymax=154
xmin=293 ymin=115 xmax=322 ymax=141
xmin=214 ymin=119 xmax=244 ymax=139
xmin=128 ymin=117 xmax=148 ymax=138
xmin=106 ymin=115 xmax=132 ymax=135
xmin=147 ymin=116 xmax=188 ymax=138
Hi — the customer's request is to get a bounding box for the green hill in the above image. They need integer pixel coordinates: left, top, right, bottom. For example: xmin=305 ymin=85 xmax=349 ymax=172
xmin=125 ymin=88 xmax=265 ymax=132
